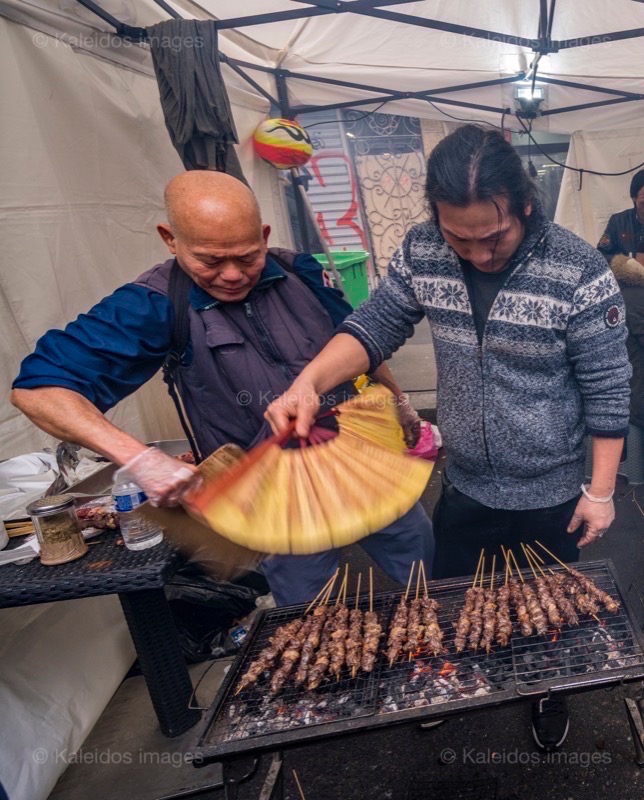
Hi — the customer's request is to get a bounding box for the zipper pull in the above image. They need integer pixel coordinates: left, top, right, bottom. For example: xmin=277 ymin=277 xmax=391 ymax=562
xmin=244 ymin=302 xmax=253 ymax=318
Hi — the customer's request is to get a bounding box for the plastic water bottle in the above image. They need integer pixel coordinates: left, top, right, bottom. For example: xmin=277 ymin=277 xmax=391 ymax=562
xmin=112 ymin=468 xmax=164 ymax=551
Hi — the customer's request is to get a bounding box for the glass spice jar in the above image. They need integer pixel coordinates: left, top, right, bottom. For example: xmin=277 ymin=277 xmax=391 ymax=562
xmin=26 ymin=494 xmax=88 ymax=566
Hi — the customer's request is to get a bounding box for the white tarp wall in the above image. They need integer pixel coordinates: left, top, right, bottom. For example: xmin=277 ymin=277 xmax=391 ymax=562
xmin=0 ymin=6 xmax=287 ymax=799
xmin=0 ymin=0 xmax=290 ymax=460
xmin=555 ymin=127 xmax=644 ymax=247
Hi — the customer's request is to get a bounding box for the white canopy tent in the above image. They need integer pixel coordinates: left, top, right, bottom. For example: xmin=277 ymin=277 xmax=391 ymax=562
xmin=0 ymin=4 xmax=642 ymax=798
xmin=189 ymin=0 xmax=644 ymax=134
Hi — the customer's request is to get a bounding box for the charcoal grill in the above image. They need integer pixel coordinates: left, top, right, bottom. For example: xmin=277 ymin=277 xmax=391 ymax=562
xmin=192 ymin=559 xmax=644 ymax=797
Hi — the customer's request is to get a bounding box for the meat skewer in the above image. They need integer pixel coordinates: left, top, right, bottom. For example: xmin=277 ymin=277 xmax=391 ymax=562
xmin=534 ymin=540 xmax=621 ymax=615
xmin=479 ymin=555 xmax=497 ymax=654
xmin=508 ymin=550 xmax=548 ymax=636
xmin=568 ymin=568 xmax=621 ymax=614
xmin=386 ymin=561 xmax=416 ymax=665
xmin=467 ymin=555 xmax=486 ymax=651
xmin=345 ymin=573 xmax=364 ymax=679
xmin=507 ymin=550 xmax=534 ymax=637
xmin=361 ymin=567 xmax=382 ymax=673
xmin=454 ymin=550 xmax=485 ymax=653
xmin=495 ymin=553 xmax=513 ymax=647
xmin=237 ymin=618 xmax=304 ymax=692
xmin=418 ymin=561 xmax=443 ymax=656
xmin=328 ymin=567 xmax=350 ymax=679
xmin=522 ymin=544 xmax=562 ymax=629
xmin=524 ymin=545 xmax=579 ymax=627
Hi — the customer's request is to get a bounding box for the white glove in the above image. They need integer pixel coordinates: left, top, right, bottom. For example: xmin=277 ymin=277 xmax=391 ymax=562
xmin=396 ymin=395 xmax=422 ymax=448
xmin=123 ymin=448 xmax=201 ymax=507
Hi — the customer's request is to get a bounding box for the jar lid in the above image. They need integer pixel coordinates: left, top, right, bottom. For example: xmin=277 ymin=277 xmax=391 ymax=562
xmin=27 ymin=494 xmax=76 ymax=516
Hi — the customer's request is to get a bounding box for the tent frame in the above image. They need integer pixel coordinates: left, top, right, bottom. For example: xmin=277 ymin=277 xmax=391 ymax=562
xmin=76 ymin=0 xmax=644 ymax=121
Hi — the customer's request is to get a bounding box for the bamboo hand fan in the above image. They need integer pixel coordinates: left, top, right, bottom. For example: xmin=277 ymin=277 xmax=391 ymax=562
xmin=140 ymin=444 xmax=264 ymax=581
xmin=188 ymin=385 xmax=434 ymax=555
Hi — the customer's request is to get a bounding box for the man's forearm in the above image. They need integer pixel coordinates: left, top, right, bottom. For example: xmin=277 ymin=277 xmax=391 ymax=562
xmin=297 ymin=333 xmax=370 ymax=394
xmin=589 ymin=436 xmax=624 ymax=496
xmin=11 ymin=387 xmax=147 ymax=465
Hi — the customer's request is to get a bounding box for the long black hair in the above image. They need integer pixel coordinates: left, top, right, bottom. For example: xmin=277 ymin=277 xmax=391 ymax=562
xmin=425 ymin=124 xmax=536 ymax=223
xmin=629 ymin=169 xmax=644 ymax=200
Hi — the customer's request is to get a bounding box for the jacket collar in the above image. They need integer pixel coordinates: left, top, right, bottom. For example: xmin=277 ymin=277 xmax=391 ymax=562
xmin=189 ymin=256 xmax=287 ymax=311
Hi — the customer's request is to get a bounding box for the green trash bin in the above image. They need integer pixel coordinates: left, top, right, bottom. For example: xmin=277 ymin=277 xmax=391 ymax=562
xmin=312 ymin=251 xmax=370 ymax=309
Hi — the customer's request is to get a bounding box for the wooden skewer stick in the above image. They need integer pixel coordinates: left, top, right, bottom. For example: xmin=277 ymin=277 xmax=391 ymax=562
xmin=337 ymin=564 xmax=349 ymax=606
xmin=479 ymin=556 xmax=485 ymax=589
xmin=404 ymin=561 xmax=416 ymax=602
xmin=305 ymin=570 xmax=338 ymax=615
xmin=292 ymin=769 xmax=307 ymax=800
xmin=490 ymin=555 xmax=496 ymax=590
xmin=369 ymin=566 xmax=374 ymax=614
xmin=524 ymin=545 xmax=547 ymax=577
xmin=521 ymin=543 xmax=539 ymax=580
xmin=508 ymin=549 xmax=524 ymax=583
xmin=534 ymin=540 xmax=571 ymax=571
xmin=355 ymin=573 xmax=362 ymax=611
xmin=415 ymin=560 xmax=422 ymax=601
xmin=419 ymin=559 xmax=429 ymax=598
xmin=472 ymin=549 xmax=485 ymax=587
xmin=525 ymin=544 xmax=545 ymax=565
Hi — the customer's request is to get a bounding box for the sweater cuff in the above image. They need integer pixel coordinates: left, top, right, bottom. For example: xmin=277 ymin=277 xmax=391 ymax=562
xmin=585 ymin=426 xmax=629 ymax=438
xmin=336 ymin=320 xmax=385 ymax=373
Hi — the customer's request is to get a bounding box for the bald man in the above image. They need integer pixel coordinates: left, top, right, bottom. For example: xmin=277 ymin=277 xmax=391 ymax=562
xmin=12 ymin=172 xmax=433 ymax=605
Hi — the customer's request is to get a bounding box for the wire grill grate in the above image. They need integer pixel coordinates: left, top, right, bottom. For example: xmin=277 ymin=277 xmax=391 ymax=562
xmin=204 ymin=594 xmax=392 ymax=747
xmin=196 ymin=560 xmax=644 ymax=761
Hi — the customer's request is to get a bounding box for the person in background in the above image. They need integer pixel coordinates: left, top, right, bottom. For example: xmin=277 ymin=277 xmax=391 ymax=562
xmin=597 ymin=169 xmax=644 ymax=262
xmin=11 ymin=171 xmax=433 ymax=607
xmin=608 ymin=244 xmax=644 ymax=484
xmin=266 ymin=125 xmax=631 ymax=751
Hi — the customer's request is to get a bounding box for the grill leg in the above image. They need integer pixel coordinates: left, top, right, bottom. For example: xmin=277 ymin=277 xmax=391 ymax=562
xmin=625 ymin=692 xmax=644 ymax=767
xmin=259 ymin=752 xmax=284 ymax=800
xmin=222 ymin=757 xmax=260 ymax=800
xmin=119 ymin=588 xmax=201 ymax=737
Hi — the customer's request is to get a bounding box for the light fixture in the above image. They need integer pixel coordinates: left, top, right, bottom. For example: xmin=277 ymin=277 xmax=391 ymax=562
xmin=514 ymin=83 xmax=546 ymax=119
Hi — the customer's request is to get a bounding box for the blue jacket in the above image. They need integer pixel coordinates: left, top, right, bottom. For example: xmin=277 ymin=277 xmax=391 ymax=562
xmin=339 ymin=204 xmax=631 ymax=510
xmin=13 ymin=253 xmax=352 ymax=421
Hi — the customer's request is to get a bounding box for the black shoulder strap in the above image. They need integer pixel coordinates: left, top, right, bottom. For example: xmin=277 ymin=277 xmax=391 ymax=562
xmin=162 ymin=260 xmax=201 ymax=463
xmin=165 ymin=259 xmax=193 ymax=370
xmin=267 ymin=247 xmax=298 ymax=273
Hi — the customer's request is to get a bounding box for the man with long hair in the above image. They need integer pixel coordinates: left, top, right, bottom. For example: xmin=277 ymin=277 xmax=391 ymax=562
xmin=267 ymin=125 xmax=631 ymax=750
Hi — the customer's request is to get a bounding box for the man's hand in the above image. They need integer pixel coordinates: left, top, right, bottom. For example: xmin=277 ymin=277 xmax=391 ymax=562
xmin=567 ymin=495 xmax=615 ymax=547
xmin=396 ymin=394 xmax=422 ymax=448
xmin=123 ymin=447 xmax=201 ymax=507
xmin=264 ymin=378 xmax=320 ymax=438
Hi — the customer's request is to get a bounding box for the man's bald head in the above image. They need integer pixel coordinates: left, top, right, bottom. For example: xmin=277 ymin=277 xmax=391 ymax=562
xmin=164 ymin=171 xmax=262 ymax=241
xmin=157 ymin=171 xmax=271 ymax=303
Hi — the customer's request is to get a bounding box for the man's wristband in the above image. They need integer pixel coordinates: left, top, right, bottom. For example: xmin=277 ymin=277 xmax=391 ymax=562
xmin=581 ymin=483 xmax=614 ymax=503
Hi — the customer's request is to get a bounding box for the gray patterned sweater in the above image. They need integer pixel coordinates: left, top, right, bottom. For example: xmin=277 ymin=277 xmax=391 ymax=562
xmin=338 ymin=206 xmax=631 ymax=510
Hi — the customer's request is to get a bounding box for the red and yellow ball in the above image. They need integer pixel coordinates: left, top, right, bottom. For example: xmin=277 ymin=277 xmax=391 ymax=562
xmin=253 ymin=118 xmax=313 ymax=169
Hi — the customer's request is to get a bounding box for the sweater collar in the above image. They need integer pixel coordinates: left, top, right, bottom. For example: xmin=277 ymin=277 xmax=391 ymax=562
xmin=189 ymin=256 xmax=287 ymax=311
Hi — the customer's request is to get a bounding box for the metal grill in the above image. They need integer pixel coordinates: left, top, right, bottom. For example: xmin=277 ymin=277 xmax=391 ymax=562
xmin=512 ymin=561 xmax=644 ymax=695
xmin=195 ymin=559 xmax=644 ymax=762
xmin=378 ymin=584 xmax=515 ymax=717
xmin=202 ymin=594 xmax=392 ymax=753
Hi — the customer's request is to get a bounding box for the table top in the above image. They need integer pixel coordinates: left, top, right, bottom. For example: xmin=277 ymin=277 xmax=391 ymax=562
xmin=0 ymin=531 xmax=183 ymax=608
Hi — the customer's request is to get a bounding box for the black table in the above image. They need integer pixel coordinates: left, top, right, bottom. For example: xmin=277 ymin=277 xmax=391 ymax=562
xmin=0 ymin=532 xmax=201 ymax=737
